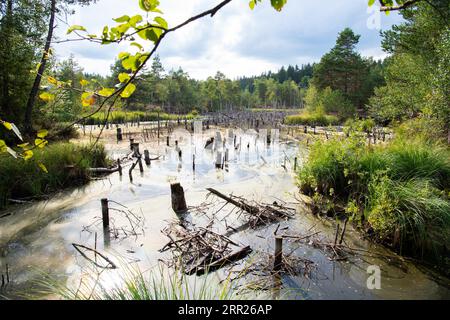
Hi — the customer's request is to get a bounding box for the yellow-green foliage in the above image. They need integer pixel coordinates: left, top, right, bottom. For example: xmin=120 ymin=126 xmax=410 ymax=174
xmin=0 ymin=142 xmax=109 ymax=208
xmin=298 ymin=130 xmax=450 ymax=261
xmin=285 ymin=110 xmax=339 ymax=126
xmin=84 ymin=111 xmax=196 ymax=125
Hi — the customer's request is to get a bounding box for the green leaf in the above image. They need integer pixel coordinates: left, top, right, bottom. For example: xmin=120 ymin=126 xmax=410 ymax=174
xmin=67 ymin=25 xmax=87 ymax=34
xmin=39 ymin=92 xmax=55 ymax=102
xmin=37 ymin=129 xmax=48 ymax=138
xmin=142 ymin=28 xmax=161 ymax=43
xmin=35 ymin=138 xmax=48 ymax=148
xmin=113 ymin=15 xmax=130 ymax=23
xmin=122 ymin=55 xmax=139 ymax=71
xmin=139 ymin=0 xmax=160 ymax=12
xmin=118 ymin=52 xmax=130 ymax=60
xmin=129 ymin=15 xmax=143 ymax=27
xmin=2 ymin=121 xmax=12 ymax=130
xmin=120 ymin=83 xmax=136 ymax=98
xmin=249 ymin=0 xmax=256 ymax=10
xmin=23 ymin=150 xmax=33 ymax=160
xmin=17 ymin=142 xmax=29 ymax=149
xmin=38 ymin=162 xmax=48 ymax=173
xmin=47 ymin=76 xmax=58 ymax=85
xmin=118 ymin=73 xmax=131 ymax=83
xmin=116 ymin=23 xmax=130 ymax=34
xmin=81 ymin=92 xmax=96 ymax=107
xmin=368 ymin=0 xmax=376 ymax=6
xmin=154 ymin=16 xmax=168 ymax=29
xmin=98 ymin=88 xmax=115 ymax=97
xmin=130 ymin=42 xmax=143 ymax=51
xmin=0 ymin=139 xmax=6 ymax=152
xmin=270 ymin=0 xmax=286 ymax=11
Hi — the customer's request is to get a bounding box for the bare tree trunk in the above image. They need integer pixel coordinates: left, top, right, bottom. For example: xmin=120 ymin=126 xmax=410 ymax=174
xmin=24 ymin=0 xmax=56 ymax=133
xmin=0 ymin=0 xmax=13 ymax=119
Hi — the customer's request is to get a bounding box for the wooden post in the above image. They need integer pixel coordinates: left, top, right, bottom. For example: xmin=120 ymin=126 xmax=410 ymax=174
xmin=117 ymin=159 xmax=122 ymax=176
xmin=101 ymin=198 xmax=109 ymax=230
xmin=334 ymin=223 xmax=340 ymax=247
xmin=132 ymin=142 xmax=140 ymax=157
xmin=294 ymin=157 xmax=298 ymax=171
xmin=129 ymin=138 xmax=134 ymax=150
xmin=166 ymin=136 xmax=170 ymax=146
xmin=144 ymin=150 xmax=151 ymax=165
xmin=116 ymin=127 xmax=123 ymax=141
xmin=192 ymin=154 xmax=195 ymax=172
xmin=138 ymin=157 xmax=144 ymax=173
xmin=216 ymin=151 xmax=223 ymax=169
xmin=273 ymin=236 xmax=283 ymax=271
xmin=170 ymin=183 xmax=187 ymax=213
xmin=157 ymin=111 xmax=160 ymax=139
xmin=339 ymin=218 xmax=348 ymax=245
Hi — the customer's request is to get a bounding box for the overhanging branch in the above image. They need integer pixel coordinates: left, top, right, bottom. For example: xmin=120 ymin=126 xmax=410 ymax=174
xmin=378 ymin=0 xmax=422 ymax=11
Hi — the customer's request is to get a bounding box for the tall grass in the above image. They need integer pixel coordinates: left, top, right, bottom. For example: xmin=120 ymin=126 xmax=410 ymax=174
xmin=285 ymin=111 xmax=339 ymax=126
xmin=84 ymin=111 xmax=196 ymax=126
xmin=35 ymin=263 xmax=237 ymax=300
xmin=297 ymin=130 xmax=450 ymax=264
xmin=0 ymin=142 xmax=109 ymax=208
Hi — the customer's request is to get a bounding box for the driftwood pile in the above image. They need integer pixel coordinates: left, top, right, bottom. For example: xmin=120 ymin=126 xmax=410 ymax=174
xmin=204 ymin=188 xmax=295 ymax=230
xmin=159 ymin=221 xmax=252 ymax=276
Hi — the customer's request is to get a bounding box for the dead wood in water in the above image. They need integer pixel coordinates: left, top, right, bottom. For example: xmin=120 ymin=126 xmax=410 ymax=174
xmin=205 ymin=188 xmax=295 ymax=229
xmin=81 ymin=200 xmax=145 ymax=242
xmin=72 ymin=243 xmax=117 ymax=269
xmin=160 ymin=221 xmax=251 ymax=276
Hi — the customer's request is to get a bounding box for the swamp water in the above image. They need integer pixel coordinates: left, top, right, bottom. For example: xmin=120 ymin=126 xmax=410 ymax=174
xmin=0 ymin=128 xmax=448 ymax=300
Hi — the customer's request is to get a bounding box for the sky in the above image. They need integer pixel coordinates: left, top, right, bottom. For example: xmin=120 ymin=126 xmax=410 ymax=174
xmin=54 ymin=0 xmax=404 ymax=80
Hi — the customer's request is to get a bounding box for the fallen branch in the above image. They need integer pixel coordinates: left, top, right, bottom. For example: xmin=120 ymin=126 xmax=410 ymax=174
xmin=72 ymin=243 xmax=117 ymax=269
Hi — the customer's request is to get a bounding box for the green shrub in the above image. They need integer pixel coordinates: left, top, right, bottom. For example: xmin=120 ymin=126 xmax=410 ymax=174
xmin=0 ymin=142 xmax=109 ymax=208
xmin=84 ymin=111 xmax=197 ymax=126
xmin=366 ymin=176 xmax=450 ymax=256
xmin=297 ymin=133 xmax=450 ymax=262
xmin=285 ymin=110 xmax=339 ymax=126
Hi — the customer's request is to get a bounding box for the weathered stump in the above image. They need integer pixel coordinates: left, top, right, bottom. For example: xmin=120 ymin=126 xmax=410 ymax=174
xmin=170 ymin=183 xmax=187 ymax=213
xmin=144 ymin=150 xmax=151 ymax=165
xmin=273 ymin=236 xmax=283 ymax=271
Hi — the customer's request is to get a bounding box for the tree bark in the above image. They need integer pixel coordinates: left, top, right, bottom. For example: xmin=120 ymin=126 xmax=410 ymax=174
xmin=24 ymin=0 xmax=56 ymax=133
xmin=0 ymin=0 xmax=13 ymax=119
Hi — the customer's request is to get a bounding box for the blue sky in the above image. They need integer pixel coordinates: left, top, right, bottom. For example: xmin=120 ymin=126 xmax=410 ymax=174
xmin=54 ymin=0 xmax=404 ymax=79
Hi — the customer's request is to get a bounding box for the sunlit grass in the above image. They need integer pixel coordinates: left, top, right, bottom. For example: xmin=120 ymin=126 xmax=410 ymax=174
xmin=0 ymin=142 xmax=109 ymax=208
xmin=84 ymin=111 xmax=197 ymax=126
xmin=34 ymin=262 xmax=239 ymax=300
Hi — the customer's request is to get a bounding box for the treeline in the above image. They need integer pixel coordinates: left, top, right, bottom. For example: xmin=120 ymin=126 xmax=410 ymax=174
xmin=37 ymin=55 xmax=308 ymax=122
xmin=238 ymin=64 xmax=314 ymax=90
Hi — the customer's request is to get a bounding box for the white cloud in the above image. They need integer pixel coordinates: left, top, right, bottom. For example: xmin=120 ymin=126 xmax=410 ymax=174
xmin=54 ymin=0 xmax=404 ymax=78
